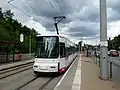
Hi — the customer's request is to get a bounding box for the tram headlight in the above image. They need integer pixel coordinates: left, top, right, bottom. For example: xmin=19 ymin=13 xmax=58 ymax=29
xmin=50 ymin=66 xmax=56 ymax=68
xmin=34 ymin=65 xmax=38 ymax=68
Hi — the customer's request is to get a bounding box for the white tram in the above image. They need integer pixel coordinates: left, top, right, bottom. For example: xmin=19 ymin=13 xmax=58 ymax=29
xmin=33 ymin=35 xmax=77 ymax=74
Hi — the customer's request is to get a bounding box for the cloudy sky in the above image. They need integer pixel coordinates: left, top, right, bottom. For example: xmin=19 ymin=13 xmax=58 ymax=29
xmin=0 ymin=0 xmax=120 ymax=44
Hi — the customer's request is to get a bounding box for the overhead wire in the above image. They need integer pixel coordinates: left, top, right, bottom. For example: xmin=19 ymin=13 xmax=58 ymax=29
xmin=23 ymin=0 xmax=38 ymax=14
xmin=56 ymin=0 xmax=62 ymax=13
xmin=54 ymin=0 xmax=69 ymax=36
xmin=77 ymin=2 xmax=81 ymax=12
xmin=5 ymin=0 xmax=31 ymax=17
xmin=24 ymin=0 xmax=56 ymax=23
xmin=23 ymin=0 xmax=48 ymax=25
xmin=7 ymin=0 xmax=67 ymax=33
xmin=5 ymin=0 xmax=48 ymax=27
xmin=56 ymin=0 xmax=68 ymax=26
xmin=75 ymin=0 xmax=84 ymax=39
xmin=47 ymin=0 xmax=58 ymax=13
xmin=23 ymin=0 xmax=59 ymax=18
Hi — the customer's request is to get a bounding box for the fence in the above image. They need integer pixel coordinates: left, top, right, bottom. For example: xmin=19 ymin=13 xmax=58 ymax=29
xmin=0 ymin=53 xmax=35 ymax=63
xmin=0 ymin=52 xmax=7 ymax=63
xmin=89 ymin=51 xmax=120 ymax=90
xmin=108 ymin=57 xmax=120 ymax=90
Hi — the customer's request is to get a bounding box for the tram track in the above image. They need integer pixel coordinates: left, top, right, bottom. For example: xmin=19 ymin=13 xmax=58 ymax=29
xmin=0 ymin=63 xmax=33 ymax=79
xmin=14 ymin=76 xmax=38 ymax=90
xmin=39 ymin=77 xmax=54 ymax=90
xmin=14 ymin=76 xmax=54 ymax=90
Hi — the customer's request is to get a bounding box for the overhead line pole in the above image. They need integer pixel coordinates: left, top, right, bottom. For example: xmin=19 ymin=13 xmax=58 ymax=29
xmin=100 ymin=0 xmax=108 ymax=80
xmin=81 ymin=36 xmax=82 ymax=53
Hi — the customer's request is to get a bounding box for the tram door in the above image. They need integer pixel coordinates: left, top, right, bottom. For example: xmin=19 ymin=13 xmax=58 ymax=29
xmin=60 ymin=42 xmax=67 ymax=66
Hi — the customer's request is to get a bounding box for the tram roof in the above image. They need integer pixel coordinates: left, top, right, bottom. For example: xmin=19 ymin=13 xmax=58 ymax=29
xmin=37 ymin=34 xmax=69 ymax=41
xmin=37 ymin=34 xmax=59 ymax=37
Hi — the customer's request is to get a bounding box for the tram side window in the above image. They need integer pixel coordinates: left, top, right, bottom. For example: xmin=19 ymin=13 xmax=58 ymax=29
xmin=60 ymin=42 xmax=65 ymax=58
xmin=65 ymin=47 xmax=68 ymax=57
xmin=67 ymin=46 xmax=70 ymax=55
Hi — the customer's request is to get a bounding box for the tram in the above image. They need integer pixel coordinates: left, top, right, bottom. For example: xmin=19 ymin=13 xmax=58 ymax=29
xmin=33 ymin=35 xmax=77 ymax=74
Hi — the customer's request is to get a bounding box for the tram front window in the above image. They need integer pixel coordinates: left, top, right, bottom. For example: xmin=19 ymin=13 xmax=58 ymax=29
xmin=35 ymin=36 xmax=59 ymax=58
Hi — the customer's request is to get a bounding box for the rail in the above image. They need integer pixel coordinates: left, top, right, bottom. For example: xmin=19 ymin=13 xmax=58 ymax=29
xmin=0 ymin=62 xmax=33 ymax=79
xmin=107 ymin=57 xmax=120 ymax=89
xmin=87 ymin=50 xmax=120 ymax=89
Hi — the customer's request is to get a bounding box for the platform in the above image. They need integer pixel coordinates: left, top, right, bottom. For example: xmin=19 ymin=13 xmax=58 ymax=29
xmin=54 ymin=54 xmax=116 ymax=90
xmin=0 ymin=59 xmax=34 ymax=71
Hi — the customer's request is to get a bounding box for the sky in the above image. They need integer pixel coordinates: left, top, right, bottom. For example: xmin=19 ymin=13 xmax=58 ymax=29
xmin=0 ymin=0 xmax=120 ymax=45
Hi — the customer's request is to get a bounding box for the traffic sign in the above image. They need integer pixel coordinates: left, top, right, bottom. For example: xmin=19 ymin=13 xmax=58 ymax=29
xmin=20 ymin=34 xmax=24 ymax=42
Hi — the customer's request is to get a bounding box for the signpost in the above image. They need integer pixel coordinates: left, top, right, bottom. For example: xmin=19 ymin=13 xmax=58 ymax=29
xmin=19 ymin=34 xmax=24 ymax=61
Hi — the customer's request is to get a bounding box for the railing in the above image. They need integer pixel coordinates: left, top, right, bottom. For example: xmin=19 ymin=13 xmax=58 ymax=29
xmin=108 ymin=57 xmax=120 ymax=90
xmin=86 ymin=50 xmax=120 ymax=89
xmin=91 ymin=53 xmax=120 ymax=90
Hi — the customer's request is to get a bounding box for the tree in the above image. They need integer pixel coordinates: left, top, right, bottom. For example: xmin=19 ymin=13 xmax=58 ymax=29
xmin=3 ymin=10 xmax=14 ymax=19
xmin=110 ymin=35 xmax=120 ymax=50
xmin=0 ymin=8 xmax=38 ymax=53
xmin=0 ymin=7 xmax=4 ymax=20
xmin=108 ymin=38 xmax=112 ymax=51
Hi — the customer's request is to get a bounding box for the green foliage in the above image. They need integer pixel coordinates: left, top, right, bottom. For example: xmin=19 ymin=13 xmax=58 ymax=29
xmin=0 ymin=8 xmax=38 ymax=53
xmin=108 ymin=35 xmax=120 ymax=50
xmin=0 ymin=7 xmax=4 ymax=20
xmin=3 ymin=10 xmax=14 ymax=19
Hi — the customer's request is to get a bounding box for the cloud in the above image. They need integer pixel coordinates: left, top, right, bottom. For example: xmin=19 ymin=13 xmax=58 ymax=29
xmin=1 ymin=0 xmax=120 ymax=44
xmin=107 ymin=0 xmax=120 ymax=21
xmin=66 ymin=20 xmax=99 ymax=37
xmin=28 ymin=0 xmax=100 ymax=39
xmin=0 ymin=0 xmax=101 ymax=42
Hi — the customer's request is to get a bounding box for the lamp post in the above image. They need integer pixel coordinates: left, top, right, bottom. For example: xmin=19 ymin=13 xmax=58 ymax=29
xmin=81 ymin=36 xmax=82 ymax=53
xmin=100 ymin=0 xmax=108 ymax=80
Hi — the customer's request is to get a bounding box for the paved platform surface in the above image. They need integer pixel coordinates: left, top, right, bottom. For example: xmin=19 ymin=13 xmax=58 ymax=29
xmin=81 ymin=56 xmax=116 ymax=90
xmin=54 ymin=55 xmax=80 ymax=90
xmin=0 ymin=59 xmax=34 ymax=71
xmin=54 ymin=54 xmax=116 ymax=90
